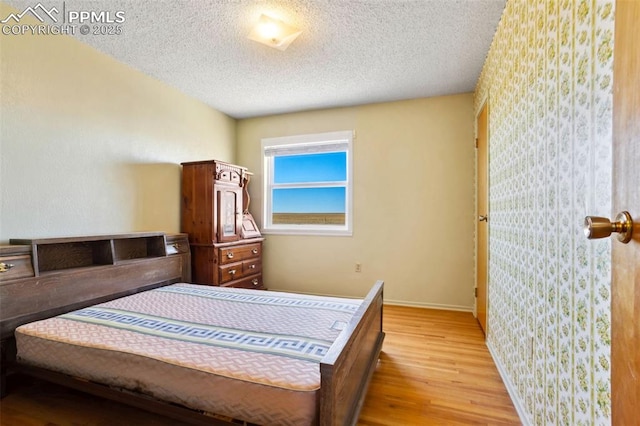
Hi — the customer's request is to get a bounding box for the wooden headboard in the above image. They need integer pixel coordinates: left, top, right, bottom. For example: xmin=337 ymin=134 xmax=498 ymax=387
xmin=0 ymin=232 xmax=190 ymax=395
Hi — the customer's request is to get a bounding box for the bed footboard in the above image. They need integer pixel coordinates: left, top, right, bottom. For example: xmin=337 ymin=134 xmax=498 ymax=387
xmin=319 ymin=280 xmax=384 ymax=426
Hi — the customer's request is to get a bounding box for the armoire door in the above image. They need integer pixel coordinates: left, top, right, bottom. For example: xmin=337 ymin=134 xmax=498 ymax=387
xmin=216 ymin=185 xmax=242 ymax=243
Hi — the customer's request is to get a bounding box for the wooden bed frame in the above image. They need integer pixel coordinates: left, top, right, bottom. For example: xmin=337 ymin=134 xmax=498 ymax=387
xmin=0 ymin=233 xmax=385 ymax=426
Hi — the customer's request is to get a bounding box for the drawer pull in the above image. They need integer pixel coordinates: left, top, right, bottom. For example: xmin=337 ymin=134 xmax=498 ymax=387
xmin=251 ymin=279 xmax=259 ymax=286
xmin=249 ymin=264 xmax=256 ymax=269
xmin=0 ymin=263 xmax=14 ymax=273
xmin=227 ymin=252 xmax=234 ymax=259
xmin=229 ymin=269 xmax=236 ymax=275
xmin=251 ymin=248 xmax=258 ymax=254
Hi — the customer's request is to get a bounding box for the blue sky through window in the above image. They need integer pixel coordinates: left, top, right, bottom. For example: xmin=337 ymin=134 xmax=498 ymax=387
xmin=273 ymin=152 xmax=346 ymax=213
xmin=274 ymin=152 xmax=346 ymax=183
xmin=273 ymin=187 xmax=345 ymax=213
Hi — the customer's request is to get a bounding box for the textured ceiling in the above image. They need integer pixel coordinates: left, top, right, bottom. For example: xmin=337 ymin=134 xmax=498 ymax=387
xmin=5 ymin=0 xmax=506 ymax=118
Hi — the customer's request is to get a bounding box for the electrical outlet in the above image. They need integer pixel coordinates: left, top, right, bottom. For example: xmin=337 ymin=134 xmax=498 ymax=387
xmin=355 ymin=263 xmax=362 ymax=273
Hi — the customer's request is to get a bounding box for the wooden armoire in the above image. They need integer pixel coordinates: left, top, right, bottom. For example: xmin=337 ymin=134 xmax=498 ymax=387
xmin=181 ymin=160 xmax=264 ymax=289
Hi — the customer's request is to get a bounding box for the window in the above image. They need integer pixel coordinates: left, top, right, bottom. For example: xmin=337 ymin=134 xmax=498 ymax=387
xmin=262 ymin=131 xmax=353 ymax=236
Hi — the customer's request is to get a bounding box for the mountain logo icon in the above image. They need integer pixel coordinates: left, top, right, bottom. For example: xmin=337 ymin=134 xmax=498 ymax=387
xmin=1 ymin=3 xmax=59 ymax=24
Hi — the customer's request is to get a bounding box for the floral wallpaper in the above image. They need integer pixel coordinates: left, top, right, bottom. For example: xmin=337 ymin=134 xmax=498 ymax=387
xmin=474 ymin=1 xmax=614 ymax=425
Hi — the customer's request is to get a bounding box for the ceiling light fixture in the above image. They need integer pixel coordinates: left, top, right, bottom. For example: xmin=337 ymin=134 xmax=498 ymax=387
xmin=248 ymin=14 xmax=302 ymax=51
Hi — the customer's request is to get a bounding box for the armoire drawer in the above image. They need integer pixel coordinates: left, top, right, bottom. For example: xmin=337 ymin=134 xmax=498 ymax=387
xmin=220 ymin=274 xmax=263 ymax=290
xmin=218 ymin=260 xmax=262 ymax=284
xmin=242 ymin=259 xmax=261 ymax=275
xmin=219 ymin=243 xmax=261 ymax=265
xmin=219 ymin=263 xmax=243 ymax=283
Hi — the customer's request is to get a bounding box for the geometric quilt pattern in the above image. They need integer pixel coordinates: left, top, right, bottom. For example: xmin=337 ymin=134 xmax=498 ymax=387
xmin=155 ymin=284 xmax=361 ymax=314
xmin=61 ymin=307 xmax=333 ymax=362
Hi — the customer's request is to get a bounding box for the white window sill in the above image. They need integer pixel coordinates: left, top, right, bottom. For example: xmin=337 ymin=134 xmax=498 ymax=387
xmin=262 ymin=227 xmax=353 ymax=237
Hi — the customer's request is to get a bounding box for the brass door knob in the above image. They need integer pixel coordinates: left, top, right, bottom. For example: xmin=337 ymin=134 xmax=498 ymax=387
xmin=584 ymin=211 xmax=633 ymax=243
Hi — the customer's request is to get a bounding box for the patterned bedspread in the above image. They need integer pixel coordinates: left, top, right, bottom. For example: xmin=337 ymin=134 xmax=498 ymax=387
xmin=15 ymin=284 xmax=363 ymax=425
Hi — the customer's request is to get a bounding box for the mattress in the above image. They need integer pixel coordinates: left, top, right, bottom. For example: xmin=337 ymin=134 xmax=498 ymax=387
xmin=15 ymin=283 xmax=363 ymax=425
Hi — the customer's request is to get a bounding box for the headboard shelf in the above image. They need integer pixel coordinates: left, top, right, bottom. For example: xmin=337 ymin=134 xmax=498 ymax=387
xmin=0 ymin=232 xmax=190 ymax=341
xmin=7 ymin=232 xmax=172 ymax=277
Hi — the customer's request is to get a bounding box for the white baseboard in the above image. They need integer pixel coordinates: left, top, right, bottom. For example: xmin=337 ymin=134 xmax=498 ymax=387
xmin=486 ymin=340 xmax=530 ymax=426
xmin=383 ymin=299 xmax=473 ymax=312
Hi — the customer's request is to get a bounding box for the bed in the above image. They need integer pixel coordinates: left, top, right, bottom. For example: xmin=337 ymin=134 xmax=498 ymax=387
xmin=0 ymin=233 xmax=385 ymax=426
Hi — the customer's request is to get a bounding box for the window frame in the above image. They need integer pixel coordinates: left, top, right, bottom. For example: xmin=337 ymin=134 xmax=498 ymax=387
xmin=261 ymin=130 xmax=353 ymax=236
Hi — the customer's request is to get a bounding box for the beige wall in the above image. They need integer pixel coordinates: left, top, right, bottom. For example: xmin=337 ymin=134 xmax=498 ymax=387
xmin=0 ymin=3 xmax=235 ymax=242
xmin=237 ymin=94 xmax=476 ymax=308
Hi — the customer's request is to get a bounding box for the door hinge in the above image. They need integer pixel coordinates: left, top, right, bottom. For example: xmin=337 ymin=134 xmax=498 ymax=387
xmin=475 ymin=138 xmax=479 ymax=149
xmin=474 ymin=287 xmax=478 ymax=298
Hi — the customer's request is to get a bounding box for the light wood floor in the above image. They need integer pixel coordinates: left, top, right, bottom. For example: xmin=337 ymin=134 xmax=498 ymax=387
xmin=358 ymin=305 xmax=520 ymax=425
xmin=0 ymin=305 xmax=520 ymax=425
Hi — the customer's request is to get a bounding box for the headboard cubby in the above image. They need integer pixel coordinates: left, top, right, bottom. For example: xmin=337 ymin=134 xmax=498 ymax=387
xmin=8 ymin=233 xmax=172 ymax=276
xmin=112 ymin=235 xmax=166 ymax=262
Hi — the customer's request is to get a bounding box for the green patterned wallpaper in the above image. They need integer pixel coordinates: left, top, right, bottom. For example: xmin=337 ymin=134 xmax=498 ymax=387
xmin=474 ymin=0 xmax=614 ymax=424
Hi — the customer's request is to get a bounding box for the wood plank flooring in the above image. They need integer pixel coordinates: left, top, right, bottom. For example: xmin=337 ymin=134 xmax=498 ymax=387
xmin=0 ymin=305 xmax=519 ymax=426
xmin=358 ymin=305 xmax=520 ymax=425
